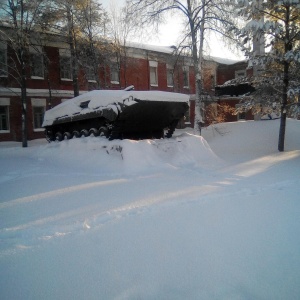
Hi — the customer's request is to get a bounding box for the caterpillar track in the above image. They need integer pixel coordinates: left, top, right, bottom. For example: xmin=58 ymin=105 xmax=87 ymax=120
xmin=42 ymin=88 xmax=189 ymax=142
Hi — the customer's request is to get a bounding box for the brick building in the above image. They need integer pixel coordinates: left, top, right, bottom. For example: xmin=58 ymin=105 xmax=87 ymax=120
xmin=0 ymin=26 xmax=249 ymax=142
xmin=214 ymin=59 xmax=254 ymax=122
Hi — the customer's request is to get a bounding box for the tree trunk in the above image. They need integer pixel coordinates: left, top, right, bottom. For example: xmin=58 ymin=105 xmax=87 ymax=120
xmin=20 ymin=50 xmax=28 ymax=148
xmin=70 ymin=39 xmax=79 ymax=97
xmin=21 ymin=87 xmax=28 ymax=148
xmin=278 ymin=61 xmax=289 ymax=152
xmin=67 ymin=8 xmax=79 ymax=97
xmin=187 ymin=0 xmax=202 ymax=136
xmin=278 ymin=8 xmax=290 ymax=152
xmin=197 ymin=6 xmax=206 ymax=132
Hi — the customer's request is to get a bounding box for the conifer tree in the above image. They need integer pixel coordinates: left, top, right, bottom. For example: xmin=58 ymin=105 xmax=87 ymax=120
xmin=235 ymin=0 xmax=300 ymax=151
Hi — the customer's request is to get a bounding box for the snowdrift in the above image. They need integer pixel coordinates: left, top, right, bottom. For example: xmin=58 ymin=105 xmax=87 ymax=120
xmin=37 ymin=132 xmax=223 ymax=175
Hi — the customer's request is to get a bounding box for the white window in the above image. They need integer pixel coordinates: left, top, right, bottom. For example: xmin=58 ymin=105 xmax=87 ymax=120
xmin=31 ymin=99 xmax=46 ymax=130
xmin=30 ymin=46 xmax=44 ymax=78
xmin=82 ymin=57 xmax=96 ymax=82
xmin=167 ymin=66 xmax=174 ymax=87
xmin=0 ymin=98 xmax=10 ymax=131
xmin=183 ymin=66 xmax=189 ymax=88
xmin=86 ymin=66 xmax=96 ymax=82
xmin=0 ymin=42 xmax=7 ymax=77
xmin=236 ymin=104 xmax=246 ymax=120
xmin=235 ymin=70 xmax=246 ymax=78
xmin=149 ymin=61 xmax=158 ymax=86
xmin=211 ymin=74 xmax=215 ymax=88
xmin=59 ymin=49 xmax=72 ymax=80
xmin=110 ymin=63 xmax=119 ymax=84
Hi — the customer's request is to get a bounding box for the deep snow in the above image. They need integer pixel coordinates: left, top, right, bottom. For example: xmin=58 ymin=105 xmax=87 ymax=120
xmin=1 ymin=119 xmax=300 ymax=299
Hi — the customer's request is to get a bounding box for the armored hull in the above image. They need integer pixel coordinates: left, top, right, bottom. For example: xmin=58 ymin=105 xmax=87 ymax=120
xmin=42 ymin=89 xmax=189 ymax=141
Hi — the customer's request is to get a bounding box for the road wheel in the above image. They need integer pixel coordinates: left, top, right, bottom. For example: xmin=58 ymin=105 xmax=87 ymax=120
xmin=89 ymin=128 xmax=99 ymax=137
xmin=63 ymin=132 xmax=73 ymax=140
xmin=73 ymin=130 xmax=80 ymax=138
xmin=80 ymin=129 xmax=89 ymax=137
xmin=99 ymin=126 xmax=108 ymax=138
xmin=55 ymin=132 xmax=63 ymax=141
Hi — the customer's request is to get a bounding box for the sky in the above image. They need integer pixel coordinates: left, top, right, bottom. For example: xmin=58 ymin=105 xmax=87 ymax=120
xmin=147 ymin=17 xmax=244 ymax=60
xmin=102 ymin=0 xmax=244 ymax=60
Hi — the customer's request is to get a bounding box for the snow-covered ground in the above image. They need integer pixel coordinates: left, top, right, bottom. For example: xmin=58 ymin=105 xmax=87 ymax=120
xmin=1 ymin=119 xmax=300 ymax=300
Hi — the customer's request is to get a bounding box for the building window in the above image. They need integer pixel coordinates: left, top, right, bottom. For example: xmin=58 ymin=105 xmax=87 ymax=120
xmin=60 ymin=56 xmax=72 ymax=80
xmin=238 ymin=111 xmax=246 ymax=120
xmin=82 ymin=57 xmax=97 ymax=82
xmin=183 ymin=66 xmax=189 ymax=88
xmin=0 ymin=98 xmax=10 ymax=131
xmin=211 ymin=75 xmax=215 ymax=89
xmin=236 ymin=104 xmax=246 ymax=120
xmin=150 ymin=66 xmax=158 ymax=85
xmin=167 ymin=68 xmax=174 ymax=87
xmin=31 ymin=99 xmax=46 ymax=130
xmin=33 ymin=106 xmax=45 ymax=128
xmin=149 ymin=61 xmax=158 ymax=86
xmin=235 ymin=70 xmax=246 ymax=78
xmin=110 ymin=64 xmax=119 ymax=84
xmin=30 ymin=52 xmax=44 ymax=78
xmin=86 ymin=66 xmax=96 ymax=82
xmin=0 ymin=106 xmax=9 ymax=131
xmin=0 ymin=42 xmax=7 ymax=77
xmin=59 ymin=49 xmax=72 ymax=80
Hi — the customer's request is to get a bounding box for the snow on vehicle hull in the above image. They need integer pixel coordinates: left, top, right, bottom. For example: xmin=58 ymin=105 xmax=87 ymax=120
xmin=43 ymin=89 xmax=189 ymax=141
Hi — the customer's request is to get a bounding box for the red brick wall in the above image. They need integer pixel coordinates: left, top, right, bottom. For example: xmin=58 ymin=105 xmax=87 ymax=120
xmin=122 ymin=58 xmax=149 ymax=90
xmin=216 ymin=61 xmax=248 ymax=85
xmin=116 ymin=57 xmax=195 ymax=94
xmin=0 ymin=96 xmax=74 ymax=142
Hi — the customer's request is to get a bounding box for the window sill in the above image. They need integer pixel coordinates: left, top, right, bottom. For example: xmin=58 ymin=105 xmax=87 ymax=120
xmin=0 ymin=130 xmax=10 ymax=133
xmin=34 ymin=128 xmax=45 ymax=132
xmin=31 ymin=76 xmax=44 ymax=80
xmin=88 ymin=80 xmax=97 ymax=83
xmin=150 ymin=84 xmax=158 ymax=87
xmin=61 ymin=78 xmax=73 ymax=82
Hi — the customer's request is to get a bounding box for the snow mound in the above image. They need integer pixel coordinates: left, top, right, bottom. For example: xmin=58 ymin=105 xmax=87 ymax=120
xmin=202 ymin=119 xmax=300 ymax=163
xmin=37 ymin=133 xmax=222 ymax=175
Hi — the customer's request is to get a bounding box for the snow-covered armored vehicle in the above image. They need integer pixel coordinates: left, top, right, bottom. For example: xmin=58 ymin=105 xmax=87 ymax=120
xmin=42 ymin=88 xmax=189 ymax=141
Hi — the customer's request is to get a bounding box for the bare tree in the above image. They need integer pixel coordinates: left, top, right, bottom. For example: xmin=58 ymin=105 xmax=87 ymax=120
xmin=127 ymin=0 xmax=203 ymax=134
xmin=76 ymin=0 xmax=110 ymax=89
xmin=0 ymin=0 xmax=46 ymax=147
xmin=108 ymin=0 xmax=148 ymax=88
xmin=37 ymin=0 xmax=110 ymax=96
xmin=127 ymin=0 xmax=236 ymax=135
